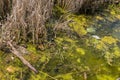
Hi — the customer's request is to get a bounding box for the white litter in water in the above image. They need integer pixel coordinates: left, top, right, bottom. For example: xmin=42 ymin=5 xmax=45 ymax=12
xmin=92 ymin=35 xmax=101 ymax=39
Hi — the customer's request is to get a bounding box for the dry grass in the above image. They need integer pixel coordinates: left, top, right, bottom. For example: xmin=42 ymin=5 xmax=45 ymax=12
xmin=56 ymin=0 xmax=116 ymax=13
xmin=0 ymin=0 xmax=54 ymax=44
xmin=56 ymin=0 xmax=84 ymax=13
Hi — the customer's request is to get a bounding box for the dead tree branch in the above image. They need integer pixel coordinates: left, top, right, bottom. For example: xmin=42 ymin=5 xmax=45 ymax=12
xmin=7 ymin=41 xmax=38 ymax=73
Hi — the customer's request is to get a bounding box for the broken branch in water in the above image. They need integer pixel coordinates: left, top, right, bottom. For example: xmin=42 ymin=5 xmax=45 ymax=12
xmin=7 ymin=41 xmax=38 ymax=73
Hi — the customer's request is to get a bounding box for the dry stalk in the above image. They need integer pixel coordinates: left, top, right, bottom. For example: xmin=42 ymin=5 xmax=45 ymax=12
xmin=56 ymin=0 xmax=117 ymax=13
xmin=56 ymin=0 xmax=84 ymax=13
xmin=1 ymin=0 xmax=54 ymax=44
xmin=7 ymin=41 xmax=38 ymax=73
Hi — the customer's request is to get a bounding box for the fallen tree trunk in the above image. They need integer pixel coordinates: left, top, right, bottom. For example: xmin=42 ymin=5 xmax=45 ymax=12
xmin=7 ymin=41 xmax=38 ymax=73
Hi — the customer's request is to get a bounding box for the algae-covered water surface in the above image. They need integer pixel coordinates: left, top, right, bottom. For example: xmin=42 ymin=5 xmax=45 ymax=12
xmin=0 ymin=3 xmax=120 ymax=80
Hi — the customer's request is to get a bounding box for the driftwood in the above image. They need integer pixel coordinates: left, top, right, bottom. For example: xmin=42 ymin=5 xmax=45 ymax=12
xmin=7 ymin=41 xmax=38 ymax=73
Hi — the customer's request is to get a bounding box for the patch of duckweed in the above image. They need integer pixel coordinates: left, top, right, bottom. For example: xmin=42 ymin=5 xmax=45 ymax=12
xmin=96 ymin=74 xmax=115 ymax=80
xmin=76 ymin=48 xmax=85 ymax=55
xmin=68 ymin=15 xmax=91 ymax=36
xmin=55 ymin=73 xmax=73 ymax=80
xmin=113 ymin=46 xmax=120 ymax=57
xmin=96 ymin=41 xmax=107 ymax=50
xmin=101 ymin=36 xmax=118 ymax=44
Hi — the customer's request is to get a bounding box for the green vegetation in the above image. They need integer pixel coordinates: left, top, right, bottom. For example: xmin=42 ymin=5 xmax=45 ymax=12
xmin=0 ymin=1 xmax=120 ymax=80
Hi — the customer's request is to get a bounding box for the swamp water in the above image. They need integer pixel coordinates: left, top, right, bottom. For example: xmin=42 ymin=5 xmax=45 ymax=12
xmin=0 ymin=5 xmax=120 ymax=80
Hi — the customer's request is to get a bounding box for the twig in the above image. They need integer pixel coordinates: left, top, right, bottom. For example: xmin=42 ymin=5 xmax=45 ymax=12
xmin=7 ymin=41 xmax=38 ymax=73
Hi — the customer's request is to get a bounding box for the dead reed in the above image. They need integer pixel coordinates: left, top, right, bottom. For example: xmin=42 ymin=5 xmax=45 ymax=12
xmin=0 ymin=0 xmax=54 ymax=45
xmin=56 ymin=0 xmax=116 ymax=13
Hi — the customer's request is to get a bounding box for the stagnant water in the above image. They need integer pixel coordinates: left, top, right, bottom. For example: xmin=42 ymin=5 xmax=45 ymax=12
xmin=0 ymin=4 xmax=120 ymax=80
xmin=88 ymin=13 xmax=120 ymax=42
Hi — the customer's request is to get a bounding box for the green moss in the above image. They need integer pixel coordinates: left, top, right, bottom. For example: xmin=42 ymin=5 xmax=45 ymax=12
xmin=101 ymin=36 xmax=118 ymax=45
xmin=27 ymin=44 xmax=37 ymax=53
xmin=96 ymin=74 xmax=115 ymax=80
xmin=113 ymin=46 xmax=120 ymax=57
xmin=55 ymin=73 xmax=73 ymax=80
xmin=76 ymin=48 xmax=85 ymax=55
xmin=68 ymin=15 xmax=89 ymax=36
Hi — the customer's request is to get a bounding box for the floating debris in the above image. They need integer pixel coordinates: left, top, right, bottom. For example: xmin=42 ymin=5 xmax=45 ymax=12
xmin=92 ymin=35 xmax=101 ymax=39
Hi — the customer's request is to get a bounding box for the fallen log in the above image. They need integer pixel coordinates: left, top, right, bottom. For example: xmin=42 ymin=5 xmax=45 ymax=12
xmin=7 ymin=41 xmax=38 ymax=73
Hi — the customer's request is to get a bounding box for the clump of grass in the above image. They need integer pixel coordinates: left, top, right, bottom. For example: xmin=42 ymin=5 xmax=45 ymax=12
xmin=0 ymin=0 xmax=54 ymax=45
xmin=56 ymin=0 xmax=117 ymax=14
xmin=55 ymin=0 xmax=83 ymax=13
